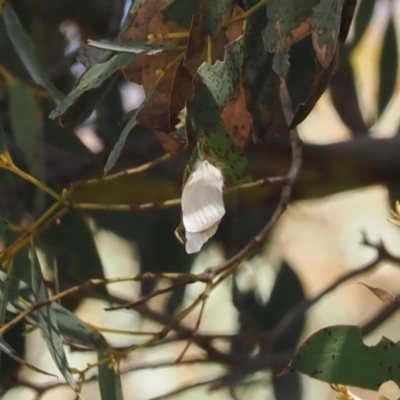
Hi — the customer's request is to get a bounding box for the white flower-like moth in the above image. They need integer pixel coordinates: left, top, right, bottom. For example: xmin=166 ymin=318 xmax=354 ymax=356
xmin=181 ymin=159 xmax=225 ymax=254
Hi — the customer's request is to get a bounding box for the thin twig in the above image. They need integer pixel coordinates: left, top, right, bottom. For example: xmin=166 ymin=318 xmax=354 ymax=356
xmin=271 ymin=238 xmax=396 ymax=342
xmin=72 ymin=175 xmax=288 ymax=212
xmin=105 ymin=280 xmax=192 ymax=310
xmin=145 ymin=376 xmax=222 ymax=400
xmin=175 ymin=283 xmax=211 ymax=363
xmin=74 ymin=153 xmax=171 ymax=186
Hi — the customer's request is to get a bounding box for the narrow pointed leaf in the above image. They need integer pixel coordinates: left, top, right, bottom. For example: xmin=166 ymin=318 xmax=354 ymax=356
xmin=2 ymin=3 xmax=64 ymax=103
xmin=87 ymin=39 xmax=184 ymax=54
xmin=49 ymin=53 xmax=136 ymax=122
xmin=0 ymin=268 xmax=107 ymax=349
xmin=8 ymin=80 xmax=44 ymax=179
xmin=104 ymin=87 xmax=156 ymax=175
xmin=30 ymin=248 xmax=78 ymax=392
xmin=97 ymin=350 xmax=125 ymax=400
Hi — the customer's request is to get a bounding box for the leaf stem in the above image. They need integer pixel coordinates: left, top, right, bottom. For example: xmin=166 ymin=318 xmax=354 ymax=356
xmin=222 ymin=0 xmax=270 ymax=28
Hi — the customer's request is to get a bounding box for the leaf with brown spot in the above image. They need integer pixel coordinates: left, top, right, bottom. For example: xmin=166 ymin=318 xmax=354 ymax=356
xmin=263 ymin=0 xmax=318 ymax=77
xmin=359 ymin=283 xmax=396 ymax=303
xmin=311 ymin=0 xmax=345 ymax=68
xmin=221 ymin=80 xmax=252 ymax=148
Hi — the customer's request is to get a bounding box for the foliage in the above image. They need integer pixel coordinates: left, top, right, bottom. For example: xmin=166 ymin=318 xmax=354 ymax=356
xmin=0 ymin=0 xmax=399 ymax=399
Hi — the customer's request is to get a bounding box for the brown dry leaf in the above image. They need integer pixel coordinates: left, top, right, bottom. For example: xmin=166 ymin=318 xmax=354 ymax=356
xmin=137 ymin=51 xmax=181 ymax=132
xmin=223 ymin=3 xmax=245 ymax=42
xmin=121 ymin=0 xmax=177 ymax=84
xmin=221 ymin=80 xmax=252 ymax=148
xmin=184 ymin=14 xmax=207 ymax=76
xmin=136 ymin=11 xmax=188 ymax=132
xmin=169 ymin=61 xmax=193 ymax=128
xmin=153 ymin=130 xmax=185 ymax=158
xmin=359 ymin=283 xmax=396 ymax=303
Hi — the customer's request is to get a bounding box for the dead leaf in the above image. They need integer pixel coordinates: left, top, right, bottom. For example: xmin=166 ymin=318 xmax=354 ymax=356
xmin=153 ymin=129 xmax=185 ymax=158
xmin=221 ymin=80 xmax=252 ymax=147
xmin=359 ymin=283 xmax=396 ymax=303
xmin=169 ymin=61 xmax=193 ymax=129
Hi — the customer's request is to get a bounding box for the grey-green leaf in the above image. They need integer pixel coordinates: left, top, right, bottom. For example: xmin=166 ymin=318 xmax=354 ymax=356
xmin=188 ymin=36 xmax=244 ymax=136
xmin=2 ymin=3 xmax=64 ymax=103
xmin=49 ymin=53 xmax=136 ymax=121
xmin=104 ymin=87 xmax=156 ymax=175
xmin=88 ymin=39 xmax=184 ymax=54
xmin=97 ymin=350 xmax=125 ymax=400
xmin=30 ymin=248 xmax=78 ymax=392
xmin=0 ymin=268 xmax=107 ymax=349
xmin=8 ymin=80 xmax=44 ymax=180
xmin=202 ymin=0 xmax=231 ymax=35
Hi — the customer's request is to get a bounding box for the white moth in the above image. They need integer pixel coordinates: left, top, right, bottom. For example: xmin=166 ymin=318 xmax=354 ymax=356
xmin=182 ymin=159 xmax=225 ymax=254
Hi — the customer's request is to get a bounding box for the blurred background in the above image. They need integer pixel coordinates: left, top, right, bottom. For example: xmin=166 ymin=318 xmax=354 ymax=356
xmin=1 ymin=0 xmax=400 ymax=399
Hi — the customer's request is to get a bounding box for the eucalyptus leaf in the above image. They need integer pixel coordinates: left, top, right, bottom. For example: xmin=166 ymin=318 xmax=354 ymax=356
xmin=188 ymin=36 xmax=244 ymax=136
xmin=8 ymin=80 xmax=44 ymax=181
xmin=104 ymin=87 xmax=156 ymax=175
xmin=288 ymin=325 xmax=400 ymax=390
xmin=49 ymin=53 xmax=136 ymax=127
xmin=97 ymin=350 xmax=125 ymax=400
xmin=2 ymin=3 xmax=64 ymax=103
xmin=88 ymin=39 xmax=184 ymax=54
xmin=30 ymin=247 xmax=78 ymax=392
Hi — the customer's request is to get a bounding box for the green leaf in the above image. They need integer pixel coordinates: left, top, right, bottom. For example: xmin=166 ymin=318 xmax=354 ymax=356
xmin=311 ymin=0 xmax=345 ymax=68
xmin=263 ymin=0 xmax=319 ymax=77
xmin=286 ymin=37 xmax=335 ymax=131
xmin=104 ymin=87 xmax=156 ymax=175
xmin=378 ymin=18 xmax=398 ymax=117
xmin=188 ymin=36 xmax=244 ymax=136
xmin=51 ymin=303 xmax=107 ymax=349
xmin=162 ymin=0 xmax=201 ymax=29
xmin=199 ymin=122 xmax=248 ymax=184
xmin=0 ymin=268 xmax=107 ymax=349
xmin=243 ymin=0 xmax=279 ymax=138
xmin=2 ymin=3 xmax=64 ymax=103
xmin=288 ymin=325 xmax=400 ymax=390
xmin=202 ymin=0 xmax=231 ymax=35
xmin=30 ymin=247 xmax=78 ymax=393
xmin=49 ymin=53 xmax=136 ymax=130
xmin=8 ymin=80 xmax=44 ymax=180
xmin=97 ymin=350 xmax=125 ymax=400
xmin=87 ymin=39 xmax=184 ymax=54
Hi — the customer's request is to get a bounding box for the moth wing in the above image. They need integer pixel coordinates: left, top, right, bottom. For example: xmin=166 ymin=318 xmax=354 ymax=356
xmin=185 ymin=223 xmax=219 ymax=254
xmin=182 ymin=161 xmax=225 ymax=233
